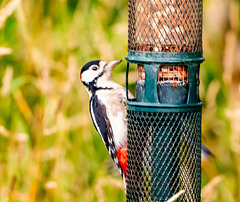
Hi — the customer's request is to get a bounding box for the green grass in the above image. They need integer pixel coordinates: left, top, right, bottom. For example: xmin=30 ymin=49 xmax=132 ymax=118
xmin=0 ymin=0 xmax=240 ymax=201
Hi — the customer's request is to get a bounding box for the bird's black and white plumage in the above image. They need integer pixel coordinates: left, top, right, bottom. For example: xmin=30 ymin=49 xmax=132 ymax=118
xmin=80 ymin=60 xmax=133 ymax=190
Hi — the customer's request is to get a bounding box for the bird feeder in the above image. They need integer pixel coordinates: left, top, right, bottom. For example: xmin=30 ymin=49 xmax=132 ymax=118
xmin=125 ymin=0 xmax=203 ymax=201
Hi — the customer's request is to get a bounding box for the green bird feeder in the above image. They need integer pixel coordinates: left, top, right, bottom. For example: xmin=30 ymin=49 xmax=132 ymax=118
xmin=125 ymin=0 xmax=203 ymax=201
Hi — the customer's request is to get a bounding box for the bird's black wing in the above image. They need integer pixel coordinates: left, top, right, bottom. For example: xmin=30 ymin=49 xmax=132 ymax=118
xmin=89 ymin=95 xmax=123 ymax=176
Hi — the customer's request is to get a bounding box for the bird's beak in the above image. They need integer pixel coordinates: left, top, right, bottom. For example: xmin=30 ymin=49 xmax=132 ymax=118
xmin=105 ymin=59 xmax=123 ymax=70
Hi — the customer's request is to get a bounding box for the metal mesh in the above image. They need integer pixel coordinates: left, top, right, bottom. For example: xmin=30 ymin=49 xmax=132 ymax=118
xmin=126 ymin=110 xmax=201 ymax=201
xmin=158 ymin=66 xmax=188 ymax=83
xmin=128 ymin=0 xmax=203 ymax=52
xmin=137 ymin=64 xmax=189 ymax=83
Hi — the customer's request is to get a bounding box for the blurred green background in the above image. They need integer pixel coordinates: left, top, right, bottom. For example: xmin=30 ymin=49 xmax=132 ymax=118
xmin=0 ymin=0 xmax=239 ymax=201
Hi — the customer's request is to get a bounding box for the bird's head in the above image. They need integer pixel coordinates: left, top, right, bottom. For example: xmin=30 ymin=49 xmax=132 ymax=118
xmin=80 ymin=59 xmax=122 ymax=86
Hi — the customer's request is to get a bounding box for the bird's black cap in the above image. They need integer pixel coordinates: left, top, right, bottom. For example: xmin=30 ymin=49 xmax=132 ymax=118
xmin=81 ymin=60 xmax=100 ymax=74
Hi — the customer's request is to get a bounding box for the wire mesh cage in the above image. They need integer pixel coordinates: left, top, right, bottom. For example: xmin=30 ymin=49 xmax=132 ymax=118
xmin=158 ymin=66 xmax=188 ymax=83
xmin=126 ymin=109 xmax=202 ymax=201
xmin=128 ymin=0 xmax=203 ymax=53
xmin=138 ymin=65 xmax=189 ymax=82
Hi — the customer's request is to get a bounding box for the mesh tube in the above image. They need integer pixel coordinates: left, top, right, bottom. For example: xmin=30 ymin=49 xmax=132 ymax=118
xmin=126 ymin=110 xmax=201 ymax=201
xmin=128 ymin=0 xmax=203 ymax=52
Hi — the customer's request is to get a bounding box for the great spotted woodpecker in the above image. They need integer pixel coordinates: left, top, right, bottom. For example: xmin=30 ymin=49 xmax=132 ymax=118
xmin=80 ymin=60 xmax=133 ymax=190
xmin=80 ymin=59 xmax=212 ymax=192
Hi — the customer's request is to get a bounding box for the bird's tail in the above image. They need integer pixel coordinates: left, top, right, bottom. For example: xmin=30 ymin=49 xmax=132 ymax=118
xmin=201 ymin=143 xmax=213 ymax=161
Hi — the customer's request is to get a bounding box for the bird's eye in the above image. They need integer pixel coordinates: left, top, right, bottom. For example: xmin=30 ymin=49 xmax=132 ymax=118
xmin=92 ymin=66 xmax=98 ymax=71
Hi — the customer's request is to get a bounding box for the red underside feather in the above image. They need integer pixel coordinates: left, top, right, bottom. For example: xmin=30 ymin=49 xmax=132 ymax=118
xmin=117 ymin=148 xmax=127 ymax=174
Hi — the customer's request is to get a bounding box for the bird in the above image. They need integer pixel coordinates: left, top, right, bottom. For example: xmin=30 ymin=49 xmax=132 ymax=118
xmin=80 ymin=59 xmax=132 ymax=191
xmin=80 ymin=59 xmax=212 ymax=192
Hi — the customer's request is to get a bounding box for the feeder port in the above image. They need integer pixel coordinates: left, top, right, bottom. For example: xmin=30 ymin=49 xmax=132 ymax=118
xmin=136 ymin=64 xmax=189 ymax=104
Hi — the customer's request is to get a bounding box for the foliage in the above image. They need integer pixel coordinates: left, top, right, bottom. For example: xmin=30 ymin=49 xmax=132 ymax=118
xmin=0 ymin=0 xmax=239 ymax=201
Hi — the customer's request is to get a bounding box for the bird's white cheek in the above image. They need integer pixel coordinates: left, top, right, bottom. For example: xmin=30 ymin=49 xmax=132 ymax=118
xmin=81 ymin=71 xmax=95 ymax=83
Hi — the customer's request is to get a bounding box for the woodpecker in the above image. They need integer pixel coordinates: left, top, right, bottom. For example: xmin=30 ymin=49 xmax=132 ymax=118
xmin=80 ymin=59 xmax=132 ymax=190
xmin=80 ymin=59 xmax=212 ymax=192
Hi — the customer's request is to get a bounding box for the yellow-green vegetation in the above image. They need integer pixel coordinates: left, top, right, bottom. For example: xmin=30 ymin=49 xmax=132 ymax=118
xmin=0 ymin=0 xmax=239 ymax=201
